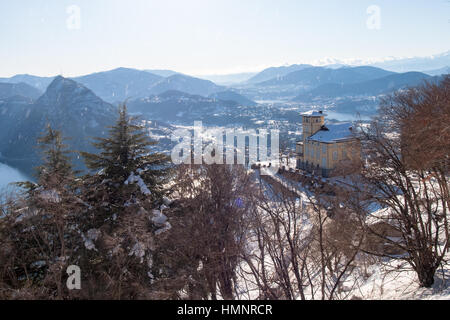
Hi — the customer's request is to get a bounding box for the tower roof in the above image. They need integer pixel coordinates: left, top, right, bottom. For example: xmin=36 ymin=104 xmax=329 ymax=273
xmin=301 ymin=110 xmax=327 ymax=117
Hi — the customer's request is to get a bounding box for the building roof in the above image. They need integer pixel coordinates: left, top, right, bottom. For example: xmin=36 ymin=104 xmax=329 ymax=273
xmin=307 ymin=122 xmax=354 ymax=143
xmin=301 ymin=110 xmax=327 ymax=117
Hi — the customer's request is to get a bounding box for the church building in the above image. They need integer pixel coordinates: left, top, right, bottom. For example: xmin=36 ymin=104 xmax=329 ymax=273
xmin=296 ymin=111 xmax=358 ymax=177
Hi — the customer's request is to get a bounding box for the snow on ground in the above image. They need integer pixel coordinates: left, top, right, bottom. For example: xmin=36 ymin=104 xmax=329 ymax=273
xmin=236 ymin=167 xmax=450 ymax=300
xmin=351 ymin=257 xmax=450 ymax=300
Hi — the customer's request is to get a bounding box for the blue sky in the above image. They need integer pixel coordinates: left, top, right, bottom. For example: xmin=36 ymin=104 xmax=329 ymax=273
xmin=1 ymin=0 xmax=449 ymax=77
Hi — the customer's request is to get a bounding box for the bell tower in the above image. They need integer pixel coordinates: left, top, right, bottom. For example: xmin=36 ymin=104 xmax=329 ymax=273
xmin=302 ymin=110 xmax=325 ymax=139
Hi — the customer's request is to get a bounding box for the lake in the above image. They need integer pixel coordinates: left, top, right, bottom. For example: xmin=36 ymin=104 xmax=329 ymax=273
xmin=324 ymin=110 xmax=372 ymax=122
xmin=0 ymin=162 xmax=29 ymax=192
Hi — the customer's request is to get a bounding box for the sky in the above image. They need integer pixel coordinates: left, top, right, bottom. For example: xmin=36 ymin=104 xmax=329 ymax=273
xmin=0 ymin=0 xmax=449 ymax=77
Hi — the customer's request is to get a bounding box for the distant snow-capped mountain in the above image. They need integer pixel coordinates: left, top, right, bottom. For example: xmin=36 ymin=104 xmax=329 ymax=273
xmin=306 ymin=51 xmax=450 ymax=73
xmin=370 ymin=51 xmax=450 ymax=73
xmin=274 ymin=51 xmax=450 ymax=74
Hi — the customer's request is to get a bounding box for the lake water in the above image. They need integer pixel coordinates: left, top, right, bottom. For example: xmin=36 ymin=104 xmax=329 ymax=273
xmin=0 ymin=162 xmax=29 ymax=191
xmin=324 ymin=111 xmax=372 ymax=122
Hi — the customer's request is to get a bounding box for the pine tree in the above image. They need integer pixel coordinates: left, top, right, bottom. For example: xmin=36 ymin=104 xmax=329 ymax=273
xmin=2 ymin=125 xmax=81 ymax=299
xmin=81 ymin=103 xmax=170 ymax=202
xmin=74 ymin=104 xmax=171 ymax=298
xmin=16 ymin=124 xmax=76 ymax=192
xmin=36 ymin=124 xmax=76 ymax=187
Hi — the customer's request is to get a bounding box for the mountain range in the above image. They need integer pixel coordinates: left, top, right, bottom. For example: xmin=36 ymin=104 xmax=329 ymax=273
xmin=128 ymin=90 xmax=240 ymax=123
xmin=0 ymin=49 xmax=448 ymax=178
xmin=0 ymin=76 xmax=116 ymax=175
xmin=144 ymin=69 xmax=179 ymax=77
xmin=147 ymin=73 xmax=225 ymax=97
xmin=246 ymin=64 xmax=313 ymax=84
xmin=198 ymin=72 xmax=258 ymax=85
xmin=370 ymin=51 xmax=450 ymax=73
xmin=2 ymin=50 xmax=449 ymax=105
xmin=0 ymin=68 xmax=228 ymax=104
xmin=0 ymin=64 xmax=446 ymax=109
xmin=0 ymin=82 xmax=42 ymax=100
xmin=0 ymin=74 xmax=54 ymax=92
xmin=0 ymin=75 xmax=256 ymax=174
xmin=73 ymin=67 xmax=164 ymax=103
xmin=0 ymin=60 xmax=447 ymax=176
xmin=424 ymin=66 xmax=450 ymax=76
xmin=256 ymin=66 xmax=395 ymax=87
xmin=294 ymin=71 xmax=435 ymax=100
xmin=208 ymin=90 xmax=256 ymax=106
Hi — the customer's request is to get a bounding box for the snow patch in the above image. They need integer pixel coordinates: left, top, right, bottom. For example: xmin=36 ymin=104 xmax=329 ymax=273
xmin=40 ymin=189 xmax=61 ymax=203
xmin=151 ymin=209 xmax=168 ymax=227
xmin=129 ymin=242 xmax=146 ymax=263
xmin=81 ymin=228 xmax=101 ymax=251
xmin=125 ymin=172 xmax=152 ymax=195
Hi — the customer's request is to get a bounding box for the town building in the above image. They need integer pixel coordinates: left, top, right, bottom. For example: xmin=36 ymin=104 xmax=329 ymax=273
xmin=296 ymin=110 xmax=357 ymax=177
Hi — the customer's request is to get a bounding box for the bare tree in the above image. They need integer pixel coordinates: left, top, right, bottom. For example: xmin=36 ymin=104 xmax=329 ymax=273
xmin=239 ymin=171 xmax=364 ymax=300
xmin=155 ymin=164 xmax=255 ymax=300
xmin=356 ymin=76 xmax=450 ymax=287
xmin=279 ymin=137 xmax=292 ymax=167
